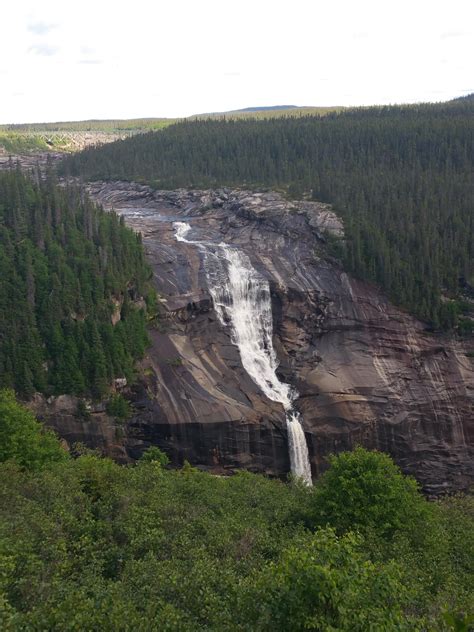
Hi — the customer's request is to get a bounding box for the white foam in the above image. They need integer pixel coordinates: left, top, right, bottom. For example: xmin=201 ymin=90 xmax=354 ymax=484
xmin=174 ymin=221 xmax=312 ymax=484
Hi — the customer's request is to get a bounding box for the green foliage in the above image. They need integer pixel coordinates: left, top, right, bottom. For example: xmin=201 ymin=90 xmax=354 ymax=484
xmin=0 ymin=445 xmax=471 ymax=629
xmin=0 ymin=132 xmax=49 ymax=153
xmin=166 ymin=356 xmax=183 ymax=367
xmin=311 ymin=447 xmax=427 ymax=539
xmin=0 ymin=118 xmax=175 ymax=134
xmin=239 ymin=529 xmax=414 ymax=631
xmin=139 ymin=446 xmax=170 ymax=466
xmin=61 ymin=100 xmax=474 ymax=329
xmin=443 ymin=611 xmax=474 ymax=632
xmin=190 ymin=105 xmax=344 ymax=121
xmin=106 ymin=394 xmax=132 ymax=421
xmin=75 ymin=399 xmax=90 ymax=419
xmin=0 ymin=460 xmax=309 ymax=630
xmin=0 ymin=119 xmax=177 ymax=154
xmin=0 ymin=169 xmax=154 ymax=398
xmin=0 ymin=389 xmax=67 ymax=469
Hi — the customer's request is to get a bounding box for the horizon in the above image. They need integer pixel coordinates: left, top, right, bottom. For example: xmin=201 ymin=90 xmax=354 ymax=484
xmin=2 ymin=0 xmax=473 ymax=125
xmin=1 ymin=94 xmax=471 ymax=128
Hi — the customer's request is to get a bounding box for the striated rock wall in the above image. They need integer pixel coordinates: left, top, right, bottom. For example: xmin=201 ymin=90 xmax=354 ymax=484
xmin=28 ymin=393 xmax=128 ymax=461
xmin=66 ymin=182 xmax=474 ymax=493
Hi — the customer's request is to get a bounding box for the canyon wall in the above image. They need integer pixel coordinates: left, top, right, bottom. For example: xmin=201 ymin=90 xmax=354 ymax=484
xmin=49 ymin=182 xmax=473 ymax=494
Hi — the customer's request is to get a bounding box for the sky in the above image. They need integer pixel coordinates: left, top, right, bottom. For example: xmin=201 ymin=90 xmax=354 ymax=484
xmin=1 ymin=0 xmax=473 ymax=124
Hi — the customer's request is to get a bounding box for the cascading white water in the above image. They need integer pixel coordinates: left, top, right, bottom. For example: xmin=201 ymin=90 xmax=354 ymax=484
xmin=174 ymin=221 xmax=312 ymax=485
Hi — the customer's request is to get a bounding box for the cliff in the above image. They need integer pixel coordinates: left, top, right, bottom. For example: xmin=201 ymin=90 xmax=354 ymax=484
xmin=46 ymin=181 xmax=473 ymax=494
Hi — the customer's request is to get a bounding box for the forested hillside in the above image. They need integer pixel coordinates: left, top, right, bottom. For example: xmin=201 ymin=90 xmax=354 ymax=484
xmin=61 ymin=102 xmax=474 ymax=330
xmin=0 ymin=167 xmax=154 ymax=398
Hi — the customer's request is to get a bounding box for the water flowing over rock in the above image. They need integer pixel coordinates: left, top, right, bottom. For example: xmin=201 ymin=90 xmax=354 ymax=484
xmin=59 ymin=181 xmax=473 ymax=494
xmin=174 ymin=221 xmax=312 ymax=484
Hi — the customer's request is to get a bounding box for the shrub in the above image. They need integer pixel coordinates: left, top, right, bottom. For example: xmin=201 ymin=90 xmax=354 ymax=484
xmin=106 ymin=394 xmax=131 ymax=421
xmin=311 ymin=447 xmax=428 ymax=539
xmin=239 ymin=528 xmax=416 ymax=631
xmin=139 ymin=446 xmax=170 ymax=467
xmin=0 ymin=389 xmax=67 ymax=469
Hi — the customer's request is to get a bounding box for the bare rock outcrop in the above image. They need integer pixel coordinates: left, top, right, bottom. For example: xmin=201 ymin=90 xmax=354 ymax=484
xmin=67 ymin=182 xmax=474 ymax=493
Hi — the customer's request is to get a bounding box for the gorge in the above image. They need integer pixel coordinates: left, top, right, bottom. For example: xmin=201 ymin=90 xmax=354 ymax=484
xmin=36 ymin=180 xmax=474 ymax=495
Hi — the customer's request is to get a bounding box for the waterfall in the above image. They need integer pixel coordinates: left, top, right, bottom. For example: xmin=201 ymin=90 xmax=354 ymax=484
xmin=174 ymin=221 xmax=312 ymax=485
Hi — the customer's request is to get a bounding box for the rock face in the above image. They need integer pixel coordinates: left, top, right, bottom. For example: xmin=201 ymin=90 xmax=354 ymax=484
xmin=79 ymin=182 xmax=473 ymax=493
xmin=29 ymin=393 xmax=128 ymax=461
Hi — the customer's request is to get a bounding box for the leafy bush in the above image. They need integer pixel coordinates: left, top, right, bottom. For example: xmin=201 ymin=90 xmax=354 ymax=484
xmin=106 ymin=394 xmax=131 ymax=421
xmin=139 ymin=446 xmax=170 ymax=466
xmin=0 ymin=439 xmax=471 ymax=629
xmin=311 ymin=446 xmax=428 ymax=539
xmin=0 ymin=389 xmax=67 ymax=469
xmin=239 ymin=529 xmax=415 ymax=631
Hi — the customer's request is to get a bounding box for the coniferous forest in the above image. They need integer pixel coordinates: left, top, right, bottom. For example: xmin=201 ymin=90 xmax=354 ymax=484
xmin=61 ymin=101 xmax=474 ymax=330
xmin=0 ymin=167 xmax=154 ymax=399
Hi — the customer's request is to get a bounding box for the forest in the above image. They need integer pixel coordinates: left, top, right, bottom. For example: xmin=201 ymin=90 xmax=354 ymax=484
xmin=61 ymin=101 xmax=474 ymax=330
xmin=0 ymin=390 xmax=472 ymax=631
xmin=0 ymin=167 xmax=154 ymax=399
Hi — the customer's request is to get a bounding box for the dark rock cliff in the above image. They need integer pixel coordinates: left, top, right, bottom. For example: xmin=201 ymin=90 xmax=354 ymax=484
xmin=43 ymin=181 xmax=473 ymax=494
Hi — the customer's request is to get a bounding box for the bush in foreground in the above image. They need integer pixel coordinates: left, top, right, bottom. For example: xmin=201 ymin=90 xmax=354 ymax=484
xmin=0 ymin=399 xmax=472 ymax=630
xmin=0 ymin=389 xmax=67 ymax=469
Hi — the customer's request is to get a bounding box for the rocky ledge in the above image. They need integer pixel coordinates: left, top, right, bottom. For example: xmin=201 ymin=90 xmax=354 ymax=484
xmin=58 ymin=182 xmax=473 ymax=494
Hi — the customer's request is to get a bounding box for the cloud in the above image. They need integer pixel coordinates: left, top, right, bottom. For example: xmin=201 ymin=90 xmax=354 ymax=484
xmin=27 ymin=21 xmax=57 ymax=35
xmin=78 ymin=59 xmax=103 ymax=65
xmin=77 ymin=45 xmax=103 ymax=65
xmin=440 ymin=31 xmax=470 ymax=39
xmin=28 ymin=44 xmax=59 ymax=57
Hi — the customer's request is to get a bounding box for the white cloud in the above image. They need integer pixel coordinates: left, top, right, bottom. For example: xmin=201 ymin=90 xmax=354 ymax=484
xmin=1 ymin=0 xmax=473 ymax=123
xmin=28 ymin=44 xmax=60 ymax=57
xmin=27 ymin=21 xmax=58 ymax=35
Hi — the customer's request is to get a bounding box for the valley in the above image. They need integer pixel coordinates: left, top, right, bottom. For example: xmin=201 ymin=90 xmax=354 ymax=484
xmin=2 ymin=3 xmax=473 ymax=626
xmin=48 ymin=180 xmax=471 ymax=494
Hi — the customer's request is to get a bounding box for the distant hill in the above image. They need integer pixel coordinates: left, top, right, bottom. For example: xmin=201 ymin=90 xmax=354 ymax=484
xmin=233 ymin=105 xmax=298 ymax=112
xmin=190 ymin=105 xmax=345 ymax=120
xmin=449 ymin=93 xmax=474 ymax=102
xmin=0 ymin=109 xmax=346 ymax=153
xmin=2 ymin=94 xmax=471 ymax=154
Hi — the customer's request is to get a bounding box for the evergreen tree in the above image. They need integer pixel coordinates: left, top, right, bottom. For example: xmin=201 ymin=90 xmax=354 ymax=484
xmin=0 ymin=170 xmax=155 ymax=398
xmin=61 ymin=100 xmax=474 ymax=329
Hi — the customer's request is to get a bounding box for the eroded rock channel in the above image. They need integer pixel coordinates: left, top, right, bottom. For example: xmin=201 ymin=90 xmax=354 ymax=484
xmin=82 ymin=181 xmax=473 ymax=493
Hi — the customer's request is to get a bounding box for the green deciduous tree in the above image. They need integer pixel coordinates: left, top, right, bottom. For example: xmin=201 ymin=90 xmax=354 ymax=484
xmin=0 ymin=389 xmax=67 ymax=469
xmin=239 ymin=529 xmax=415 ymax=631
xmin=311 ymin=447 xmax=428 ymax=539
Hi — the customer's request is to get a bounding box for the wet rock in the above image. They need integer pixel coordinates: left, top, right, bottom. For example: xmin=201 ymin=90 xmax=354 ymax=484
xmin=64 ymin=182 xmax=474 ymax=493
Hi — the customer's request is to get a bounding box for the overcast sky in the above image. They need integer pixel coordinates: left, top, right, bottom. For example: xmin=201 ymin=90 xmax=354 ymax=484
xmin=1 ymin=0 xmax=472 ymax=124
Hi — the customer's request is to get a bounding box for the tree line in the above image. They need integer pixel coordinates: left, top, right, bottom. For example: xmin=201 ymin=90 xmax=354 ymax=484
xmin=61 ymin=101 xmax=474 ymax=331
